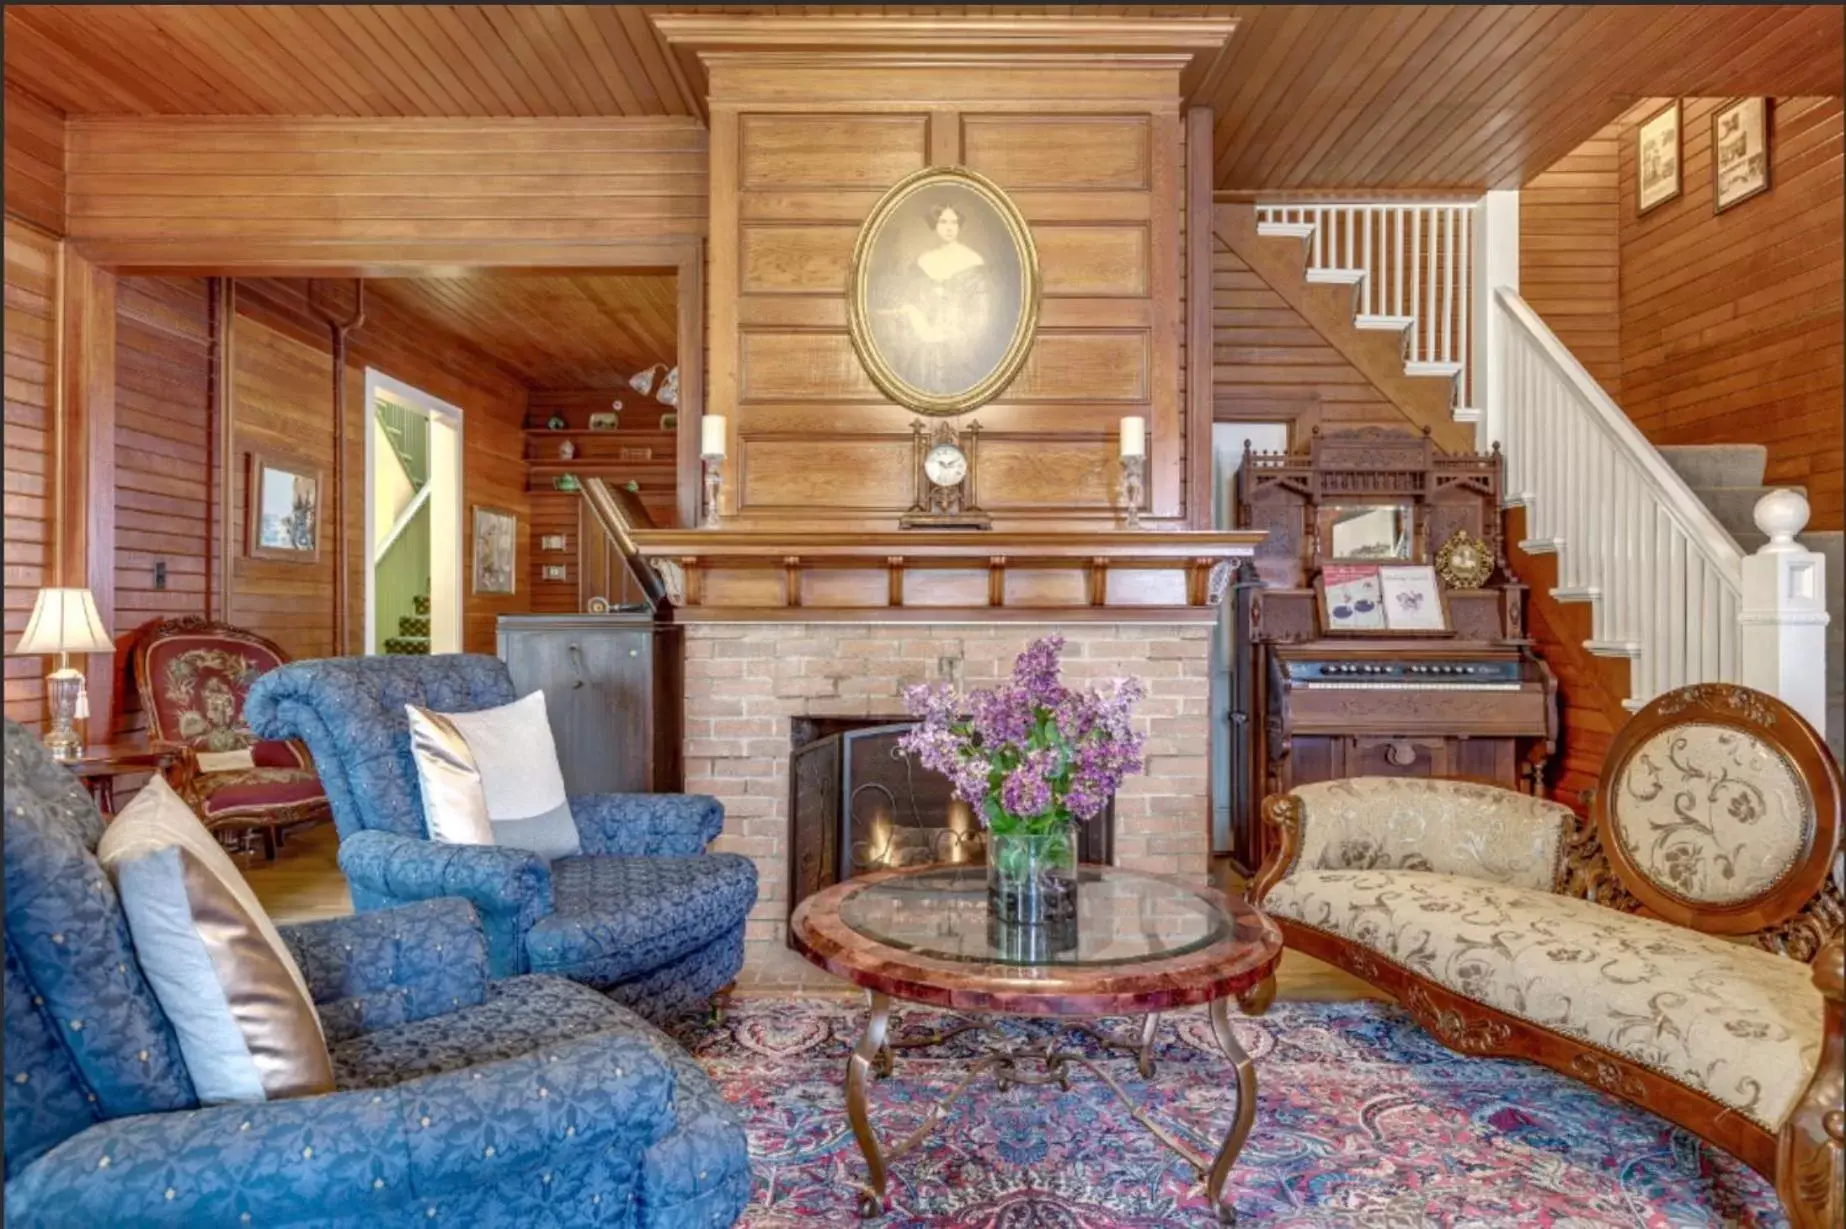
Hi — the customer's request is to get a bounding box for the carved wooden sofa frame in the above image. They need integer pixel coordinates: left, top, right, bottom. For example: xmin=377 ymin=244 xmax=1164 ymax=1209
xmin=1251 ymin=684 xmax=1843 ymax=1227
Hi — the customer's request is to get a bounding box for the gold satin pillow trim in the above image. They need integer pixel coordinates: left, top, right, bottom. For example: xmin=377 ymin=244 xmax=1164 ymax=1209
xmin=178 ymin=847 xmax=335 ymax=1099
xmin=406 ymin=704 xmax=496 ymax=845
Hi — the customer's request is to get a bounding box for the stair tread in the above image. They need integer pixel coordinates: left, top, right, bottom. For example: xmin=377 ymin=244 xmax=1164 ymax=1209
xmin=1656 ymin=444 xmax=1767 ymax=489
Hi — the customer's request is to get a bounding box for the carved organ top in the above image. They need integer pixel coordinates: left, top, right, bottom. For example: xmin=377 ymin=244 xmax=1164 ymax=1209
xmin=1225 ymin=427 xmax=1558 ymax=873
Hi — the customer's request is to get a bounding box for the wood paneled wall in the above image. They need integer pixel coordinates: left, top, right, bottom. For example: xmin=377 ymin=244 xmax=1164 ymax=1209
xmin=1211 ymin=238 xmax=1405 ymax=434
xmin=62 ymin=117 xmax=708 ymax=265
xmin=226 ymin=280 xmax=533 ymax=661
xmin=3 ymin=223 xmax=59 ymax=730
xmin=1519 ymin=96 xmax=1844 ymax=531
xmin=705 ymin=58 xmax=1190 ymax=529
xmin=111 ymin=276 xmax=214 ymax=740
xmin=4 ymin=86 xmax=64 ymax=237
xmin=1619 ymin=97 xmax=1842 ymax=531
xmin=1519 ymin=119 xmax=1623 ymax=401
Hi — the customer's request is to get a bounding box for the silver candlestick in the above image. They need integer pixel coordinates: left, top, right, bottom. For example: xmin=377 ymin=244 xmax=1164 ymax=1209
xmin=702 ymin=454 xmax=725 ymax=529
xmin=1119 ymin=454 xmax=1145 ymax=530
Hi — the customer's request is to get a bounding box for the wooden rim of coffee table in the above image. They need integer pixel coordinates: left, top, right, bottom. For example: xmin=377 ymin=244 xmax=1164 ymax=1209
xmin=789 ymin=865 xmax=1284 ymax=1017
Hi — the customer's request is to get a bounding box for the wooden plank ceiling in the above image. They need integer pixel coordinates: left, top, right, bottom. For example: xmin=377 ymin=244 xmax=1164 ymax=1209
xmin=6 ymin=6 xmax=1840 ymax=190
xmin=366 ymin=273 xmax=678 ymax=390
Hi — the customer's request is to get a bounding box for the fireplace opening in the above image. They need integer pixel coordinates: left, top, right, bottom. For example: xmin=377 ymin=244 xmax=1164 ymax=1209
xmin=787 ymin=716 xmax=1114 ymax=933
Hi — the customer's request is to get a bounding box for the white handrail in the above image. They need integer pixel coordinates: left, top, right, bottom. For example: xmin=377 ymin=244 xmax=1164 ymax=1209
xmin=1495 ymin=286 xmax=1745 ymax=703
xmin=1495 ymin=288 xmax=1744 ymax=574
xmin=374 ymin=482 xmax=432 ymax=564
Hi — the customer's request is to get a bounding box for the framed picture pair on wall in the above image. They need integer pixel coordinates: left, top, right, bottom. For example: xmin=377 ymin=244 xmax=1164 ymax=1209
xmin=1636 ymin=97 xmax=1771 ymax=217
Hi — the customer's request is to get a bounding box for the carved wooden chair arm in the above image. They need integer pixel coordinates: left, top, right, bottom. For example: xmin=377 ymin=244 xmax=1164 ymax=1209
xmin=1776 ymin=932 xmax=1843 ymax=1229
xmin=1248 ymin=793 xmax=1304 ymax=906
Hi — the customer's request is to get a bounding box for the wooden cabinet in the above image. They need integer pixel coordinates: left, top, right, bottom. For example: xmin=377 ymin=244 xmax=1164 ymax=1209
xmin=497 ymin=613 xmax=683 ymax=796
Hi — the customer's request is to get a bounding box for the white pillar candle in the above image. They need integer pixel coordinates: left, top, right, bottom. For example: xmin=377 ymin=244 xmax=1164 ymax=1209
xmin=700 ymin=414 xmax=728 ymax=459
xmin=1119 ymin=416 xmax=1146 ymax=458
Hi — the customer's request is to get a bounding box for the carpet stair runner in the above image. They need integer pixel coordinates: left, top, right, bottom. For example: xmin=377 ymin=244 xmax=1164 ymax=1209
xmin=1657 ymin=444 xmax=1843 ymax=762
xmin=383 ymin=593 xmax=431 ymax=656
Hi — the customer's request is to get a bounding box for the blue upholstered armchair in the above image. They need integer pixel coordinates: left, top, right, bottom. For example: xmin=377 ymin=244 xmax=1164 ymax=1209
xmin=243 ymin=655 xmax=757 ymax=1022
xmin=2 ymin=721 xmax=750 ymax=1227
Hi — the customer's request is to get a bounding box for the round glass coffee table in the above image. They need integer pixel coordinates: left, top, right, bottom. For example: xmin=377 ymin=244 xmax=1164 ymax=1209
xmin=790 ymin=864 xmax=1284 ymax=1224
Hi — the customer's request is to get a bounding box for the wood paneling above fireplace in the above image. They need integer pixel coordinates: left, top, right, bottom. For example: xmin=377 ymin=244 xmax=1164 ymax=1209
xmin=669 ymin=16 xmax=1231 ymax=533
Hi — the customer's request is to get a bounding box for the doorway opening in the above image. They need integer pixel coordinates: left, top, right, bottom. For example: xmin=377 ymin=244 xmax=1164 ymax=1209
xmin=365 ymin=370 xmax=464 ymax=656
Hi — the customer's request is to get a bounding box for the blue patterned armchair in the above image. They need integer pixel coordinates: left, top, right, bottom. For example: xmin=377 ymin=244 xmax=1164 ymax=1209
xmin=2 ymin=720 xmax=750 ymax=1227
xmin=242 ymin=654 xmax=757 ymax=1022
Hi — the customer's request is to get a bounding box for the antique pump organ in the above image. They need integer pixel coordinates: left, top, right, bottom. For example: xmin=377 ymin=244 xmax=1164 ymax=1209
xmin=1227 ymin=428 xmax=1558 ymax=872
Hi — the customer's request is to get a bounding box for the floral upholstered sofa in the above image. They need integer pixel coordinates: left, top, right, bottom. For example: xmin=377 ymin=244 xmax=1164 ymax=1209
xmin=1251 ymin=684 xmax=1844 ymax=1227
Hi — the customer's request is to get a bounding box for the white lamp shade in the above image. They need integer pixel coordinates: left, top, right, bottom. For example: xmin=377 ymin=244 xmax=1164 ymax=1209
xmin=12 ymin=588 xmax=114 ymax=657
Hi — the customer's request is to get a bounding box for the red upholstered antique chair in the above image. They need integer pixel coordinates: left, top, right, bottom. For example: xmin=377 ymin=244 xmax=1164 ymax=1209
xmin=131 ymin=616 xmax=331 ymax=857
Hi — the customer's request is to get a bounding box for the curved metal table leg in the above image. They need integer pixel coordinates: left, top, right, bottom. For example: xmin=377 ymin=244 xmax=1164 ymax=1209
xmin=1203 ymin=977 xmax=1271 ymax=1227
xmin=846 ymin=991 xmax=893 ymax=1218
xmin=1136 ymin=1011 xmax=1161 ymax=1078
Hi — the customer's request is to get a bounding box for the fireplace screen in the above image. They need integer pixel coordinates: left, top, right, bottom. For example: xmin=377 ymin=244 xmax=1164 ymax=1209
xmin=788 ymin=719 xmax=1113 ymax=928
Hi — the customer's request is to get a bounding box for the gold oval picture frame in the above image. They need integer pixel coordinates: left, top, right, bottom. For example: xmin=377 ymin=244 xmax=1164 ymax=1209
xmin=846 ymin=166 xmax=1041 ymax=417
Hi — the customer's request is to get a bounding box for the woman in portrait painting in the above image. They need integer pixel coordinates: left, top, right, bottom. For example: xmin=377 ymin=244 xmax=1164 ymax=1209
xmin=877 ymin=202 xmax=995 ymax=397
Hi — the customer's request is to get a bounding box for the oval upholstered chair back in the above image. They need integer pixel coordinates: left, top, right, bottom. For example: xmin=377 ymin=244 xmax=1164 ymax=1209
xmin=243 ymin=654 xmax=518 ymax=841
xmin=3 ymin=722 xmax=197 ymax=1180
xmin=131 ymin=617 xmax=311 ymax=770
xmin=1593 ymin=684 xmax=1842 ymax=945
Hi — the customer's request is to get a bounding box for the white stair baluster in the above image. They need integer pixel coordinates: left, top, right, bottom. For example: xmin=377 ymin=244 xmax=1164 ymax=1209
xmin=1459 ymin=208 xmax=1471 ymax=408
xmin=1424 ymin=208 xmax=1437 ymax=369
xmin=1393 ymin=208 xmax=1404 ymax=319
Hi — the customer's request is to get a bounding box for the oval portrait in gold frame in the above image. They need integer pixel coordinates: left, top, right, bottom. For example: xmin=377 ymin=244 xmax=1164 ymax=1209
xmin=846 ymin=166 xmax=1041 ymax=417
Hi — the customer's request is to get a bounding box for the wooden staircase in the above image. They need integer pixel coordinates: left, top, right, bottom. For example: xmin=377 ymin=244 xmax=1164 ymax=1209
xmin=383 ymin=593 xmax=431 ymax=656
xmin=1212 ymin=202 xmax=1474 ymax=451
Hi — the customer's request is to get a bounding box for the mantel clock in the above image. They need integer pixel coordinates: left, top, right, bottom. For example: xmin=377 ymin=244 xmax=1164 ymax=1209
xmin=901 ymin=419 xmax=990 ymax=530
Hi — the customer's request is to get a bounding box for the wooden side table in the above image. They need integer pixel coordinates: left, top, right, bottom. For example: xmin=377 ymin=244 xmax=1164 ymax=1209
xmin=63 ymin=742 xmax=184 ymax=815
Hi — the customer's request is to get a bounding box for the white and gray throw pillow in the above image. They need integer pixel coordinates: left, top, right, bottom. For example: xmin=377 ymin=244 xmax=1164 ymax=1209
xmin=97 ymin=775 xmax=334 ymax=1105
xmin=406 ymin=690 xmax=581 ymax=863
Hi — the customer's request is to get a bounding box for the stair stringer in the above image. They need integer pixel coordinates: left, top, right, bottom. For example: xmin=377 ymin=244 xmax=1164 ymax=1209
xmin=1214 ymin=203 xmax=1475 ymax=453
xmin=1506 ymin=506 xmax=1634 ymax=807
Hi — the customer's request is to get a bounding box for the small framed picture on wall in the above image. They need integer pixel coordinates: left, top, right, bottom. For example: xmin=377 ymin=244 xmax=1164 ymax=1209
xmin=1636 ymin=100 xmax=1681 ymax=215
xmin=472 ymin=506 xmax=518 ymax=596
xmin=246 ymin=452 xmax=322 ymax=563
xmin=1712 ymin=98 xmax=1771 ymax=213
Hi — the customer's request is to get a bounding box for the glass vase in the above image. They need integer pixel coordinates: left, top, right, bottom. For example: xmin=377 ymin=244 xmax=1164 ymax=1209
xmin=986 ymin=827 xmax=1078 ymax=926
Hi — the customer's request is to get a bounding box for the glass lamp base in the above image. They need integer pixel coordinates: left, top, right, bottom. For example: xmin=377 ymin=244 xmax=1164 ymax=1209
xmin=44 ymin=671 xmax=83 ymax=761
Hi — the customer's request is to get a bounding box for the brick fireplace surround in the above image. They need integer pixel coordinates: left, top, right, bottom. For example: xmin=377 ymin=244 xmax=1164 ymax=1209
xmin=681 ymin=619 xmax=1216 ymax=975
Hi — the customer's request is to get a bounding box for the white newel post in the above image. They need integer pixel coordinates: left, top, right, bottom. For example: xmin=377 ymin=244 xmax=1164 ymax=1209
xmin=1472 ymin=189 xmax=1519 ymax=454
xmin=1740 ymin=490 xmax=1831 ymax=734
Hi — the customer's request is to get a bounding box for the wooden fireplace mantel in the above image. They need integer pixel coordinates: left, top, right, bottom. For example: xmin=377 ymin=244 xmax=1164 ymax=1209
xmin=625 ymin=528 xmax=1264 ymax=622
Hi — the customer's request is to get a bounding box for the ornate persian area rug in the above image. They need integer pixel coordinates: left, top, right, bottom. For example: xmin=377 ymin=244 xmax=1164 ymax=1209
xmin=666 ymin=996 xmax=1783 ymax=1228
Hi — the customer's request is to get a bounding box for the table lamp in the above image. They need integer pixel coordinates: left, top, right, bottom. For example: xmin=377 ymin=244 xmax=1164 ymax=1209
xmin=11 ymin=587 xmax=114 ymax=760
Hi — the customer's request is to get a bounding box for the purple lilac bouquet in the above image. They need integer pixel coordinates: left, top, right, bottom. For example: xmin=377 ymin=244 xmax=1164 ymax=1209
xmin=897 ymin=635 xmax=1146 ymax=838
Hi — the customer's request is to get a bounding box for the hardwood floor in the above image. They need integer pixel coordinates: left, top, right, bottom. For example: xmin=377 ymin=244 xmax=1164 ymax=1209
xmin=247 ymin=822 xmax=1377 ymax=1001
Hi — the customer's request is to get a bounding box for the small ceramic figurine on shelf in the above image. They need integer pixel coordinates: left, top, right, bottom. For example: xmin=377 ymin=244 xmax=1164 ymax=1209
xmin=554 ymin=473 xmax=580 ymax=492
xmin=558 ymin=439 xmax=577 ymax=461
xmin=545 ymin=413 xmax=567 ymax=430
